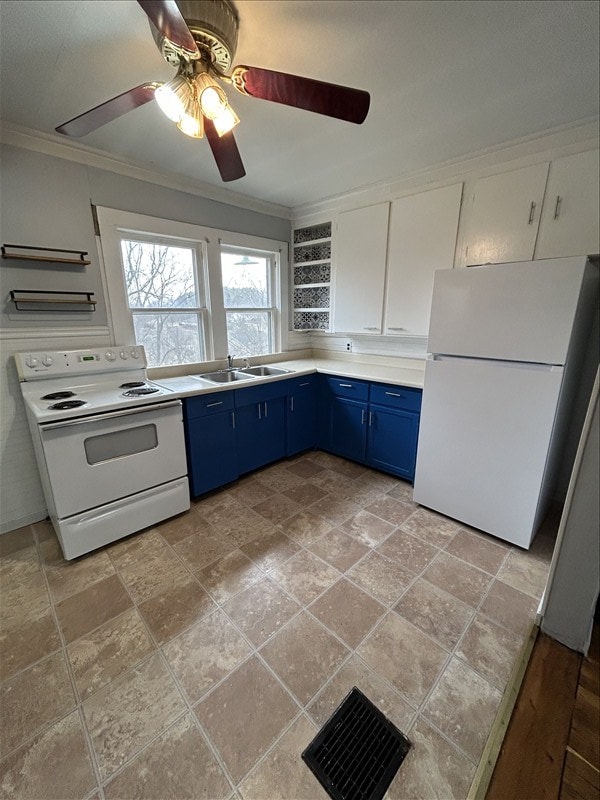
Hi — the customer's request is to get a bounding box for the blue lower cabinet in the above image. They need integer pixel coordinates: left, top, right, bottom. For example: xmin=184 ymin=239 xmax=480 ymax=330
xmin=366 ymin=404 xmax=420 ymax=481
xmin=235 ymin=389 xmax=287 ymax=475
xmin=286 ymin=376 xmax=318 ymax=456
xmin=184 ymin=397 xmax=238 ymax=496
xmin=328 ymin=396 xmax=368 ymax=462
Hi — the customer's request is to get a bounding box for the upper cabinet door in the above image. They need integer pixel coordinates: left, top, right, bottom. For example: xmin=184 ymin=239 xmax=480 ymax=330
xmin=332 ymin=202 xmax=390 ymax=334
xmin=464 ymin=162 xmax=549 ymax=266
xmin=535 ymin=150 xmax=600 ymax=260
xmin=384 ymin=183 xmax=463 ymax=336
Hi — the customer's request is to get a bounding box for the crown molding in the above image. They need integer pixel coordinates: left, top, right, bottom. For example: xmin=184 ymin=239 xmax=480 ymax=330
xmin=0 ymin=122 xmax=292 ymax=221
xmin=292 ymin=117 xmax=600 ymax=221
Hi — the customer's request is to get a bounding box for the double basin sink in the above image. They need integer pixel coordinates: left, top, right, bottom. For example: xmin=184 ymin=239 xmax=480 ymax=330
xmin=194 ymin=365 xmax=292 ymax=384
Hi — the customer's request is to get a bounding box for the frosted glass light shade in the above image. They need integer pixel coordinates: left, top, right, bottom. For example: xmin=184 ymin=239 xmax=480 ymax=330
xmin=212 ymin=104 xmax=240 ymax=136
xmin=177 ymin=96 xmax=204 ymax=138
xmin=155 ymin=77 xmax=191 ymax=122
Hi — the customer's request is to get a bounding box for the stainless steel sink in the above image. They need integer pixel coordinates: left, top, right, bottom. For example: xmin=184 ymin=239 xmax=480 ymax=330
xmin=196 ymin=370 xmax=257 ymax=383
xmin=239 ymin=366 xmax=292 ymax=377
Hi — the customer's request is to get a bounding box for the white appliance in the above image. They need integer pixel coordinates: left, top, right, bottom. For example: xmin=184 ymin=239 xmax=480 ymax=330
xmin=16 ymin=345 xmax=190 ymax=559
xmin=413 ymin=256 xmax=599 ymax=549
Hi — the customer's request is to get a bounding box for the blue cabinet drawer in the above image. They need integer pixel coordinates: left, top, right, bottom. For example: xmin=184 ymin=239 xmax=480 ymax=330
xmin=184 ymin=391 xmax=234 ymax=420
xmin=234 ymin=379 xmax=290 ymax=407
xmin=369 ymin=383 xmax=422 ymax=412
xmin=323 ymin=375 xmax=369 ymax=401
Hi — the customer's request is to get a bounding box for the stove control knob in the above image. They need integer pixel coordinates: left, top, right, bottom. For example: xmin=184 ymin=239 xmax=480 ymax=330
xmin=130 ymin=348 xmax=140 ymax=358
xmin=25 ymin=355 xmax=38 ymax=369
xmin=105 ymin=351 xmax=116 ymax=362
xmin=41 ymin=355 xmax=53 ymax=367
xmin=119 ymin=350 xmax=129 ymax=360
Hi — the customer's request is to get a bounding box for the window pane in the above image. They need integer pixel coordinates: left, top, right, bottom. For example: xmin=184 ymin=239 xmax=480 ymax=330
xmin=133 ymin=313 xmax=203 ymax=366
xmin=226 ymin=312 xmax=271 ymax=357
xmin=221 ymin=253 xmax=269 ymax=308
xmin=121 ymin=240 xmax=198 ymax=308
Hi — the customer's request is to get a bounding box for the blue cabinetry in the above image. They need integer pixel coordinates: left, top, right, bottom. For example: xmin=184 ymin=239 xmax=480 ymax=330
xmin=320 ymin=376 xmax=422 ymax=481
xmin=235 ymin=382 xmax=287 ymax=474
xmin=183 ymin=393 xmax=238 ymax=496
xmin=286 ymin=375 xmax=318 ymax=456
xmin=183 ymin=372 xmax=422 ymax=496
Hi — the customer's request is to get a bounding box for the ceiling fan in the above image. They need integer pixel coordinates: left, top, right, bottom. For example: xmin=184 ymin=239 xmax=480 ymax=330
xmin=55 ymin=0 xmax=371 ymax=182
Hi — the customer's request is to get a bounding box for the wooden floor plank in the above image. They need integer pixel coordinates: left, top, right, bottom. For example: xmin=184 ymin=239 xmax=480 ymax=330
xmin=569 ymin=684 xmax=600 ymax=769
xmin=560 ymin=749 xmax=600 ymax=800
xmin=486 ymin=632 xmax=582 ymax=800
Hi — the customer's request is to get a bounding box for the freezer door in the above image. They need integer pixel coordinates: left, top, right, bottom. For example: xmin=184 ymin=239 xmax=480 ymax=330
xmin=413 ymin=357 xmax=564 ymax=548
xmin=427 ymin=257 xmax=588 ymax=364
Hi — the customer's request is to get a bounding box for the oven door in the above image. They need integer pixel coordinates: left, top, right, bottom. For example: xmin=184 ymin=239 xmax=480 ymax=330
xmin=39 ymin=400 xmax=188 ymax=518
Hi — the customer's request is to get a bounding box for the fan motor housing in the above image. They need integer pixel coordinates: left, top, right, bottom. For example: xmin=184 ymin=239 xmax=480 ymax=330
xmin=151 ymin=0 xmax=239 ymax=70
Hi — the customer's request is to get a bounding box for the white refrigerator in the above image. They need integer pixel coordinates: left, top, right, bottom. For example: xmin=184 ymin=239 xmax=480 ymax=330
xmin=413 ymin=256 xmax=598 ymax=548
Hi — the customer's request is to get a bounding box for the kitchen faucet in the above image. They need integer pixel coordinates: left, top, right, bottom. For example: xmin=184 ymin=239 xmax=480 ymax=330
xmin=227 ymin=354 xmax=235 ymax=369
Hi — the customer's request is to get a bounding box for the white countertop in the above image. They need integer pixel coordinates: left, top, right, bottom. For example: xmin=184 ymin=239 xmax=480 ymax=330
xmin=154 ymin=356 xmax=425 ymax=398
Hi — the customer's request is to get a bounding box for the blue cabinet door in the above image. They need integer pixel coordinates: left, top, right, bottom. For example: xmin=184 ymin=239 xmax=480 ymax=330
xmin=286 ymin=376 xmax=317 ymax=456
xmin=185 ymin=410 xmax=238 ymax=496
xmin=367 ymin=404 xmax=420 ymax=480
xmin=236 ymin=397 xmax=286 ymax=474
xmin=328 ymin=396 xmax=368 ymax=462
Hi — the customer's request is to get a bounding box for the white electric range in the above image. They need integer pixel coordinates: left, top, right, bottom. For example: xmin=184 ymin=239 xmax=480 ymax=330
xmin=15 ymin=345 xmax=190 ymax=559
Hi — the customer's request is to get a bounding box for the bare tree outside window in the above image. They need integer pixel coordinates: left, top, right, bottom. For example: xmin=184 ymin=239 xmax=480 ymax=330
xmin=221 ymin=252 xmax=275 ymax=356
xmin=120 ymin=239 xmax=205 ymax=366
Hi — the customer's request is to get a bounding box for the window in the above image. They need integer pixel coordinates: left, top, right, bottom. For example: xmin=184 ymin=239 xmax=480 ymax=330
xmin=119 ymin=237 xmax=207 ymax=367
xmin=97 ymin=207 xmax=288 ymax=369
xmin=221 ymin=248 xmax=279 ymax=357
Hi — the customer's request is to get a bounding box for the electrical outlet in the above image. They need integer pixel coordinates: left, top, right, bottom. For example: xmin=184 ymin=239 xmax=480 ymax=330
xmin=346 ymin=342 xmax=352 ymax=351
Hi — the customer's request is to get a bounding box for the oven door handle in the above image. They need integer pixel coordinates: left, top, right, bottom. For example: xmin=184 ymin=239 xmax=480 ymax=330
xmin=40 ymin=399 xmax=182 ymax=430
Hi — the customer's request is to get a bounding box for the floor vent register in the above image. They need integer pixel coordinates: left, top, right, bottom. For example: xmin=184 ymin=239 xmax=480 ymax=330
xmin=302 ymin=687 xmax=412 ymax=800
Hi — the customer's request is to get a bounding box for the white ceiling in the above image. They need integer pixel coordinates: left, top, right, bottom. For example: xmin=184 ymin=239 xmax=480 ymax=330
xmin=1 ymin=0 xmax=598 ymax=210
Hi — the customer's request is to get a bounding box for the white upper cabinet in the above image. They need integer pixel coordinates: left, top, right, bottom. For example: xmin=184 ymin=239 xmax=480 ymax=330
xmin=464 ymin=162 xmax=549 ymax=266
xmin=534 ymin=149 xmax=600 ymax=260
xmin=384 ymin=183 xmax=463 ymax=336
xmin=332 ymin=202 xmax=390 ymax=334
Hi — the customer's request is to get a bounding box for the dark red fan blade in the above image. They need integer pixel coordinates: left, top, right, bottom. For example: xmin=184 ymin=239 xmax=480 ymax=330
xmin=204 ymin=119 xmax=246 ymax=182
xmin=55 ymin=84 xmax=158 ymax=137
xmin=137 ymin=0 xmax=199 ymax=57
xmin=233 ymin=66 xmax=370 ymax=124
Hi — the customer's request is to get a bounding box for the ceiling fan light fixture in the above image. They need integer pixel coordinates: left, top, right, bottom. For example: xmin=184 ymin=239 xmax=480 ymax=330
xmin=154 ymin=75 xmax=192 ymax=122
xmin=177 ymin=95 xmax=204 ymax=138
xmin=195 ymin=72 xmax=228 ymax=118
xmin=212 ymin=103 xmax=239 ymax=136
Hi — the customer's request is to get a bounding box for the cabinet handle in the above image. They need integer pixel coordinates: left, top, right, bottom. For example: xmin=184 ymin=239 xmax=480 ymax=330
xmin=385 ymin=391 xmax=403 ymax=397
xmin=363 ymin=327 xmax=378 ymax=331
xmin=369 ymin=411 xmax=374 ymax=426
xmin=553 ymin=195 xmax=562 ymax=220
xmin=361 ymin=409 xmax=366 ymax=425
xmin=264 ymin=401 xmax=268 ymax=418
xmin=258 ymin=403 xmax=262 ymax=420
xmin=528 ymin=201 xmax=536 ymax=225
xmin=290 ymin=396 xmax=294 ymax=412
xmin=339 ymin=383 xmax=353 ymax=388
xmin=206 ymin=401 xmax=223 ymax=408
xmin=231 ymin=411 xmax=235 ymax=429
xmin=387 ymin=327 xmax=406 ymax=332
xmin=299 ymin=382 xmax=310 ymax=387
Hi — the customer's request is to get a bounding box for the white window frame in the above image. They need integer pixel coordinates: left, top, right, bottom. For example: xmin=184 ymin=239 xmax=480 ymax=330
xmin=96 ymin=207 xmax=288 ymax=367
xmin=118 ymin=231 xmax=211 ymax=364
xmin=220 ymin=244 xmax=281 ymax=356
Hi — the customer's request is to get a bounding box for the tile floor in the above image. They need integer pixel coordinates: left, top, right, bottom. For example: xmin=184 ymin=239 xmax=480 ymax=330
xmin=0 ymin=450 xmax=556 ymax=800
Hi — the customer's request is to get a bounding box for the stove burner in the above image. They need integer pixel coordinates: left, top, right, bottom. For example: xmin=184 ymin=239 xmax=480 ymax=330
xmin=49 ymin=400 xmax=87 ymax=410
xmin=122 ymin=387 xmax=160 ymax=397
xmin=42 ymin=391 xmax=76 ymax=401
xmin=120 ymin=381 xmax=145 ymax=389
